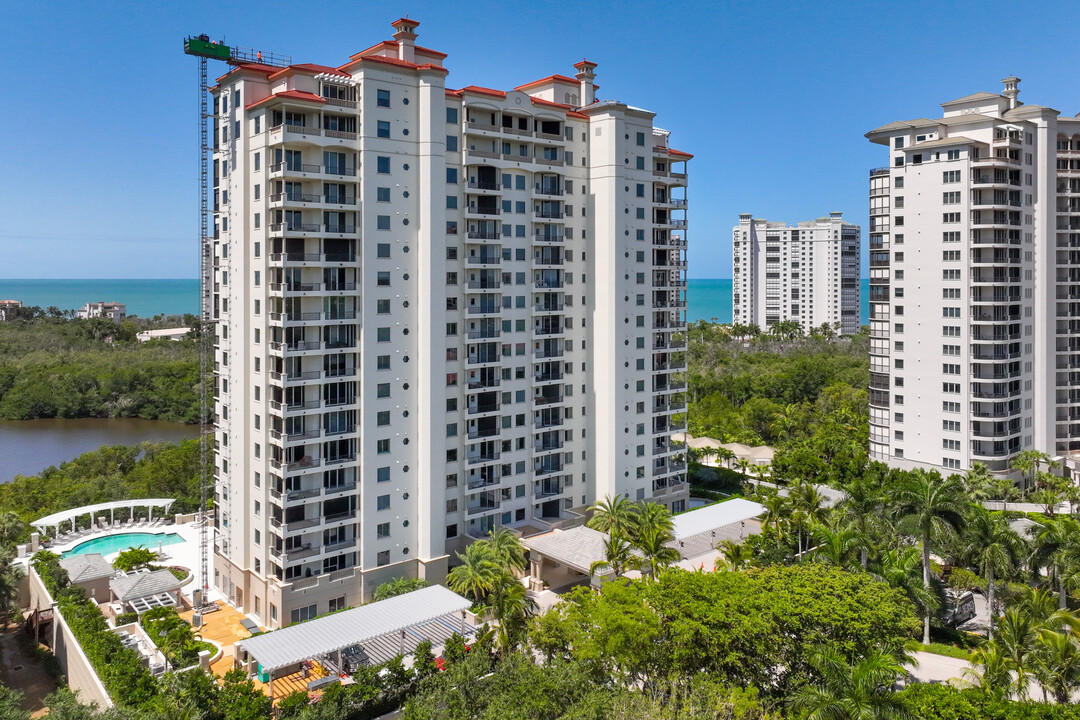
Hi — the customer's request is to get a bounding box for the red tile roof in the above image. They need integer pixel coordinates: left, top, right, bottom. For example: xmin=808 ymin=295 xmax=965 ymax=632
xmin=668 ymin=149 xmax=693 ymax=159
xmin=415 ymin=45 xmax=448 ymax=60
xmin=514 ymin=74 xmax=579 ymax=91
xmin=215 ymin=63 xmax=277 ymax=83
xmin=338 ymin=54 xmax=448 ymax=74
xmin=245 ymin=89 xmax=327 ymax=110
xmin=458 ymin=85 xmax=508 ymax=99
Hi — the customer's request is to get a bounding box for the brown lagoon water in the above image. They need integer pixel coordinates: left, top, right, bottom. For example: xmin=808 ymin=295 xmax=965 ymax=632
xmin=0 ymin=418 xmax=201 ymax=483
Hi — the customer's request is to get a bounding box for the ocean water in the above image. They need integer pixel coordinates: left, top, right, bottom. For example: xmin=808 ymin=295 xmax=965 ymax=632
xmin=0 ymin=279 xmax=200 ymax=318
xmin=688 ymin=278 xmax=870 ymax=326
xmin=0 ymin=278 xmax=871 ymax=325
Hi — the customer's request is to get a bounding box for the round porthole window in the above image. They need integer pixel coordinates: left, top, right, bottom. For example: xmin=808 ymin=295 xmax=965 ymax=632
xmin=403 ymin=163 xmax=410 ymax=171
xmin=403 ymin=438 xmax=410 ymax=445
xmin=403 ymin=128 xmax=409 ymax=135
xmin=403 ymin=97 xmax=410 ymax=105
xmin=403 ymin=218 xmax=410 ymax=226
xmin=403 ymin=191 xmax=410 ymax=198
xmin=403 ymin=383 xmax=410 ymax=390
xmin=403 ymin=492 xmax=410 ymax=500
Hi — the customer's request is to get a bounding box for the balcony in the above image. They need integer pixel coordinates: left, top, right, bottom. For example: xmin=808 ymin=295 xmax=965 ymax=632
xmin=533 ymin=232 xmax=564 ymax=243
xmin=466 ymin=255 xmax=501 ymax=266
xmin=467 ymin=376 xmax=500 ymax=389
xmin=467 ymin=498 xmax=501 ymax=516
xmin=467 ymin=402 xmax=501 ymax=415
xmin=466 ymin=451 xmax=501 ymax=466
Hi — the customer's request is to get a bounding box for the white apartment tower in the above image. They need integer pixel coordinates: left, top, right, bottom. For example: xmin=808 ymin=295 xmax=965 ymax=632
xmin=209 ymin=19 xmax=690 ymax=627
xmin=866 ymin=77 xmax=1080 ymax=474
xmin=732 ymin=213 xmax=860 ymax=334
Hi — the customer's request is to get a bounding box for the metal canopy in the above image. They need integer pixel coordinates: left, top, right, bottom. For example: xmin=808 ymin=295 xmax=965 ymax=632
xmin=235 ymin=585 xmax=471 ymax=672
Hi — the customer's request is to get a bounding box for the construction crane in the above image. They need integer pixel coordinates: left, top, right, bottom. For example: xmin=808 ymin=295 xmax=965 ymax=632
xmin=183 ymin=35 xmax=290 ymax=626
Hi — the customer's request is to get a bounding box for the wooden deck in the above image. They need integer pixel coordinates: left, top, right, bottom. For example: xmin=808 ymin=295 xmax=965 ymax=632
xmin=251 ymin=661 xmax=331 ymax=702
xmin=179 ymin=601 xmax=264 ymax=677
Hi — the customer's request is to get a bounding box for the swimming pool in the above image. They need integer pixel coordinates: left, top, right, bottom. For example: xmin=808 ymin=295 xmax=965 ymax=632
xmin=62 ymin=532 xmax=185 ymax=557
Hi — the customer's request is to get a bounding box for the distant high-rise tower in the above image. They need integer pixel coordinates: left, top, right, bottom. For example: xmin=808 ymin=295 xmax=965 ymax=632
xmin=732 ymin=213 xmax=860 ymax=334
xmin=209 ymin=18 xmax=690 ymax=627
xmin=866 ymin=77 xmax=1080 ymax=475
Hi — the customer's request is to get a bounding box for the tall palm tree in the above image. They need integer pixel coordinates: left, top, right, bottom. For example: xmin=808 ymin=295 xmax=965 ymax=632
xmin=1028 ymin=515 xmax=1080 ymax=610
xmin=633 ymin=526 xmax=681 ymax=579
xmin=790 ymin=480 xmax=829 ymax=556
xmin=735 ymin=458 xmax=754 ymax=486
xmin=589 ymin=535 xmax=638 ymax=578
xmin=839 ymin=473 xmax=887 ymax=569
xmin=447 ymin=542 xmax=502 ymax=605
xmin=760 ymin=490 xmax=789 ymax=548
xmin=789 ymin=644 xmax=913 ymax=720
xmin=586 ymin=494 xmax=638 ymax=539
xmin=486 ymin=527 xmax=527 ymax=575
xmin=1012 ymin=449 xmax=1050 ymax=498
xmin=962 ymin=508 xmax=1024 ymax=640
xmin=486 ymin=573 xmax=537 ymax=655
xmin=895 ymin=469 xmax=967 ymax=644
xmin=873 ymin=546 xmax=943 ymax=634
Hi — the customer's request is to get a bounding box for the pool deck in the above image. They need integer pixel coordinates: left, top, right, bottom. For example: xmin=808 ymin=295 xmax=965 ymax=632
xmin=37 ymin=519 xmax=222 ymax=605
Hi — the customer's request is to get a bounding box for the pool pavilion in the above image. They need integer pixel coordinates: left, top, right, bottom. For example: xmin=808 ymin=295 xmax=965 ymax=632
xmin=32 ymin=499 xmax=175 ymax=540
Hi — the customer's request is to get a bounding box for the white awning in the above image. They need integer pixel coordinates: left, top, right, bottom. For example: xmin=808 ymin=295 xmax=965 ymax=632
xmin=671 ymin=498 xmax=765 ymax=541
xmin=33 ymin=499 xmax=175 ymax=531
xmin=235 ymin=585 xmax=471 ymax=672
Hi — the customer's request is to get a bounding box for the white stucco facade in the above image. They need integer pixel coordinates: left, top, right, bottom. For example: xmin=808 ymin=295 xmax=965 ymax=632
xmin=866 ymin=77 xmax=1080 ymax=475
xmin=732 ymin=213 xmax=860 ymax=335
xmin=208 ymin=19 xmax=690 ymax=628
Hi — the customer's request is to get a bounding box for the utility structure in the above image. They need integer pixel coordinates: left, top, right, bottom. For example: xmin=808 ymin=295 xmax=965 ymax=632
xmin=182 ymin=35 xmax=290 ymax=623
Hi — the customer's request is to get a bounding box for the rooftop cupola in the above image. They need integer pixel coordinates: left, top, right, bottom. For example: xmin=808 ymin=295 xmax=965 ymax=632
xmin=1002 ymin=76 xmax=1021 ymax=109
xmin=574 ymin=59 xmax=597 ymax=106
xmin=392 ymin=18 xmax=419 ymax=63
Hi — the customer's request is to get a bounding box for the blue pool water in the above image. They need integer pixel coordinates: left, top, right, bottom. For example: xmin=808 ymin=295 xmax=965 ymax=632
xmin=62 ymin=532 xmax=185 ymax=557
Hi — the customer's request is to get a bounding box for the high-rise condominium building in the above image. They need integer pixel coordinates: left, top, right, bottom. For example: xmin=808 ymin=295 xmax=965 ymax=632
xmin=209 ymin=18 xmax=690 ymax=627
xmin=732 ymin=213 xmax=860 ymax=334
xmin=866 ymin=77 xmax=1080 ymax=474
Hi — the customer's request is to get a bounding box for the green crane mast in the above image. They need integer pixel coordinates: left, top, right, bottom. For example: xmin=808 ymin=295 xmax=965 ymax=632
xmin=183 ymin=35 xmax=290 ymax=625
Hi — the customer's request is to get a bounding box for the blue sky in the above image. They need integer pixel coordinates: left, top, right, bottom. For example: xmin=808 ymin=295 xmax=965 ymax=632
xmin=1 ymin=0 xmax=1077 ymax=279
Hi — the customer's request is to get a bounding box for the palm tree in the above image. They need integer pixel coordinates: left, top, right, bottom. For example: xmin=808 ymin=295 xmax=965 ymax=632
xmin=735 ymin=458 xmax=754 ymax=486
xmin=1030 ymin=629 xmax=1080 ymax=703
xmin=715 ymin=447 xmax=736 ymax=470
xmin=963 ymin=462 xmax=994 ymax=503
xmin=760 ymin=490 xmax=789 ymax=548
xmin=964 ymin=642 xmax=1013 ymax=699
xmin=586 ymin=494 xmax=638 ymax=539
xmin=994 ymin=606 xmax=1040 ymax=700
xmin=633 ymin=526 xmax=681 ymax=579
xmin=790 ymin=480 xmax=829 ymax=556
xmin=895 ymin=469 xmax=967 ymax=644
xmin=486 ymin=573 xmax=537 ymax=655
xmin=962 ymin=508 xmax=1024 ymax=640
xmin=1012 ymin=450 xmax=1050 ymax=498
xmin=633 ymin=501 xmax=673 ymax=542
xmin=486 ymin=527 xmax=527 ymax=575
xmin=716 ymin=539 xmax=754 ymax=570
xmin=789 ymin=644 xmax=913 ymax=720
xmin=810 ymin=521 xmax=862 ymax=571
xmin=371 ymin=576 xmax=429 ymax=603
xmin=839 ymin=472 xmax=887 ymax=569
xmin=873 ymin=547 xmax=944 ymax=645
xmin=1028 ymin=515 xmax=1080 ymax=610
xmin=447 ymin=542 xmax=502 ymax=605
xmin=589 ymin=535 xmax=638 ymax=578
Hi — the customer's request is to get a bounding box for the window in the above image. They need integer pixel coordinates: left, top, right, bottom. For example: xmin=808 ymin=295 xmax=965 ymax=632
xmin=943 ymin=231 xmax=961 ymax=243
xmin=943 ymin=250 xmax=961 ymax=262
xmin=943 ymin=383 xmax=961 ymax=394
xmin=446 ymin=195 xmax=458 ymax=209
xmin=377 ymin=495 xmax=390 ymax=511
xmin=377 ymin=466 xmax=390 ymax=482
xmin=943 ymin=269 xmax=961 ymax=280
xmin=377 ymin=187 xmax=390 ymax=202
xmin=942 ymin=191 xmax=961 ymax=204
xmin=377 ymin=299 xmax=390 ymax=314
xmin=447 ymin=136 xmax=458 ymax=151
xmin=943 ymin=420 xmax=961 ymax=432
xmin=377 ymin=355 xmax=390 ymax=370
xmin=943 ymin=439 xmax=961 ymax=451
xmin=376 ymin=243 xmax=391 ymax=259
xmin=943 ymin=170 xmax=961 ymax=183
xmin=377 ymin=411 xmax=390 ymax=426
xmin=376 ymin=89 xmax=390 ymax=107
xmin=947 ymin=149 xmax=960 ymax=160
xmin=942 ymin=212 xmax=961 ymax=223
xmin=943 ymin=401 xmax=961 ymax=413
xmin=894 ymin=137 xmax=905 ymax=149
xmin=446 ymin=168 xmax=457 ymax=183
xmin=377 ymin=271 xmax=390 ymax=286
xmin=376 ymin=156 xmax=390 ymax=174
xmin=377 ymin=522 xmax=390 ymax=538
xmin=636 ymin=131 xmax=645 ymax=146
xmin=329 ymin=596 xmax=347 ymax=613
xmin=377 ymin=550 xmax=390 ymax=566
xmin=377 ymin=382 xmax=390 ymax=398
xmin=377 ymin=215 xmax=391 ymax=230
xmin=943 ymin=307 xmax=961 ymax=317
xmin=377 ymin=120 xmax=390 ymax=138
xmin=447 ymin=107 xmax=458 ymax=123
xmin=290 ymin=604 xmax=318 ymax=624
xmin=943 ymin=363 xmax=960 ymax=375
